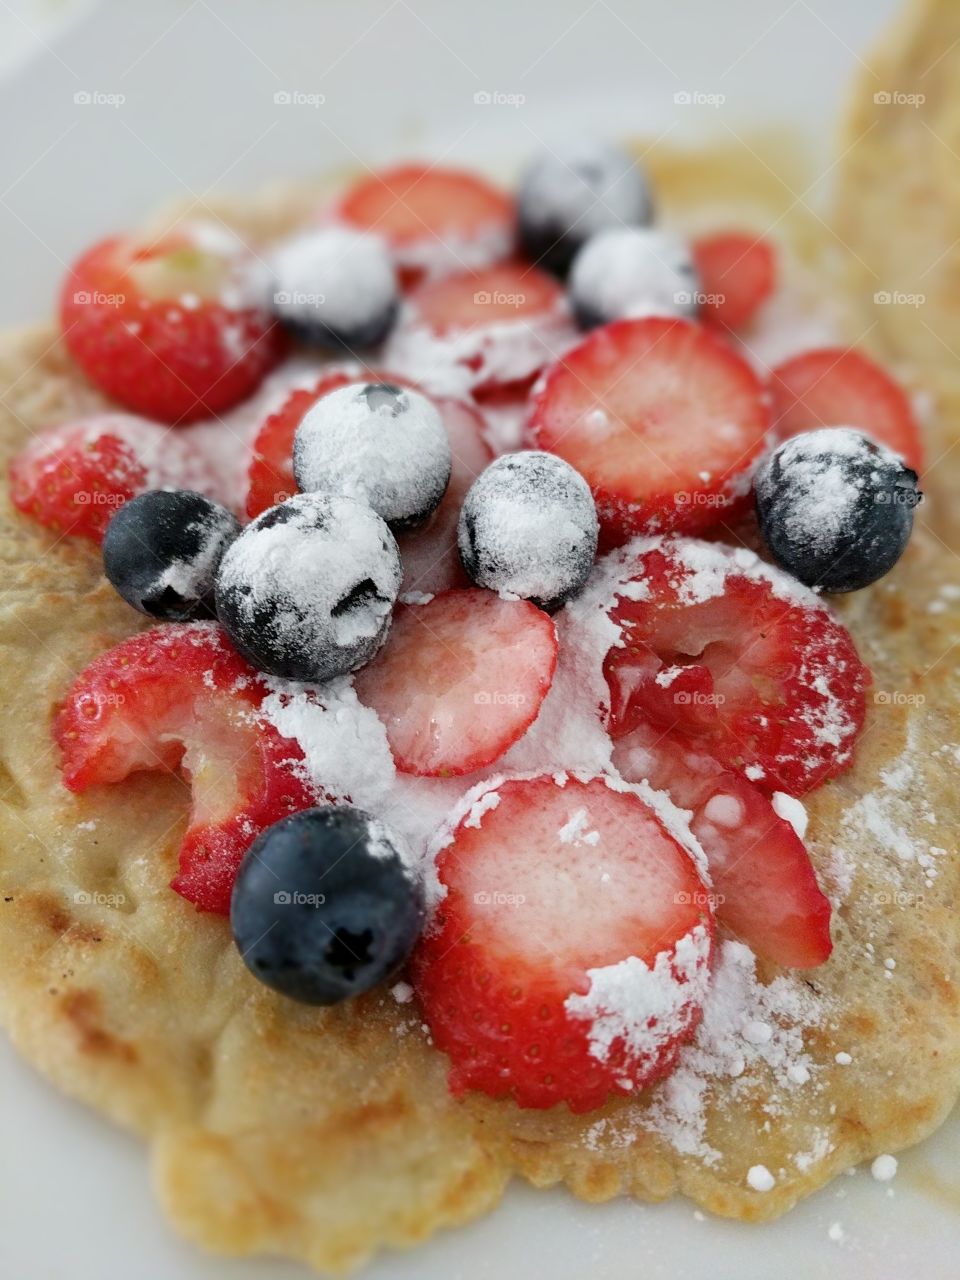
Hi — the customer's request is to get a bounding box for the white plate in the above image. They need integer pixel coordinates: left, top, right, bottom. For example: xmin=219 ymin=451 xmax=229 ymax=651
xmin=2 ymin=2 xmax=958 ymax=1276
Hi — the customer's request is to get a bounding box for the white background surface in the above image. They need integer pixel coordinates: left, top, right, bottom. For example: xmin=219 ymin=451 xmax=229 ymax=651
xmin=2 ymin=1 xmax=959 ymax=1277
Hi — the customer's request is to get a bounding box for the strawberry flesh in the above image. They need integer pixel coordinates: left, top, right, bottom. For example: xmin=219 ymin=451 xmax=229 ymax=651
xmin=692 ymin=232 xmax=776 ymax=331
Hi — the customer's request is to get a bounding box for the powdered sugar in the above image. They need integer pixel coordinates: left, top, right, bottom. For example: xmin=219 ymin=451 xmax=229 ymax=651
xmin=269 ymin=226 xmax=397 ymax=334
xmin=570 ymin=226 xmax=699 ymax=326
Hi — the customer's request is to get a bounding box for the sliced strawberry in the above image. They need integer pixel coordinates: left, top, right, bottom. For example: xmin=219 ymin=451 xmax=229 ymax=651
xmin=61 ymin=227 xmax=285 ymax=424
xmin=54 ymin=623 xmax=317 ymax=913
xmin=528 ymin=317 xmax=770 ymax=543
xmin=692 ymin=232 xmax=776 ymax=331
xmin=354 ymin=590 xmax=557 ymax=776
xmin=8 ymin=414 xmax=214 ymax=543
xmin=769 ymin=347 xmax=924 ymax=473
xmin=334 ymin=164 xmax=513 ymax=285
xmin=395 ymin=261 xmax=571 ymax=395
xmin=396 ymin=398 xmax=493 ymax=594
xmin=413 ymin=774 xmax=714 ymax=1112
xmin=612 ymin=721 xmax=831 ymax=968
xmin=601 ymin=538 xmax=870 ymax=794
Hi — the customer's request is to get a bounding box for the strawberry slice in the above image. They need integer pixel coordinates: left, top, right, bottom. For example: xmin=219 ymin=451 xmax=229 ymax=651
xmin=394 ymin=261 xmax=570 ymax=395
xmin=396 ymin=398 xmax=493 ymax=594
xmin=602 ymin=538 xmax=870 ymax=794
xmin=612 ymin=721 xmax=831 ymax=968
xmin=528 ymin=317 xmax=770 ymax=543
xmin=9 ymin=414 xmax=215 ymax=543
xmin=61 ymin=226 xmax=285 ymax=424
xmin=334 ymin=164 xmax=514 ymax=286
xmin=354 ymin=590 xmax=557 ymax=776
xmin=769 ymin=347 xmax=924 ymax=473
xmin=54 ymin=623 xmax=317 ymax=914
xmin=692 ymin=232 xmax=776 ymax=331
xmin=413 ymin=774 xmax=714 ymax=1111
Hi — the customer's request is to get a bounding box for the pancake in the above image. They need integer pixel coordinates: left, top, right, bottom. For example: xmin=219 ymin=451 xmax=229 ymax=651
xmin=2 ymin=22 xmax=960 ymax=1273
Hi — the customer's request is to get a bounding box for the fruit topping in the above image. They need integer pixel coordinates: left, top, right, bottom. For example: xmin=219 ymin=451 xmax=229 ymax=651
xmin=293 ymin=381 xmax=451 ymax=528
xmin=691 ymin=231 xmax=776 ymax=331
xmin=516 ymin=142 xmax=653 ymax=278
xmin=529 ymin=316 xmax=769 ymax=541
xmin=457 ymin=450 xmax=598 ymax=610
xmin=569 ymin=227 xmax=699 ymax=329
xmin=754 ymin=427 xmax=920 ymax=593
xmin=602 ymin=537 xmax=870 ymax=793
xmin=215 ymin=492 xmax=402 ymax=683
xmin=55 ymin=623 xmax=317 ymax=914
xmin=231 ymin=806 xmax=424 ymax=1005
xmin=102 ymin=489 xmax=240 ymax=621
xmin=413 ymin=774 xmax=713 ymax=1111
xmin=354 ymin=590 xmax=557 ymax=776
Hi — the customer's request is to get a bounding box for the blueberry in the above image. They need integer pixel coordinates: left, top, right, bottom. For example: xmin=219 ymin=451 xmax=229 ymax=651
xmin=231 ymin=806 xmax=424 ymax=1006
xmin=517 ymin=142 xmax=654 ymax=278
xmin=270 ymin=228 xmax=399 ymax=351
xmin=215 ymin=491 xmax=402 ymax=681
xmin=569 ymin=227 xmax=699 ymax=330
xmin=458 ymin=451 xmax=599 ymax=611
xmin=293 ymin=382 xmax=451 ymax=529
xmin=102 ymin=489 xmax=240 ymax=621
xmin=755 ymin=428 xmax=921 ymax=593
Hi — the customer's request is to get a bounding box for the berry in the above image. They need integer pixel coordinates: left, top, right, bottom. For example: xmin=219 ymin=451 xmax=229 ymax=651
xmin=354 ymin=590 xmax=557 ymax=776
xmin=516 ymin=143 xmax=653 ymax=278
xmin=231 ymin=807 xmax=424 ymax=1006
xmin=612 ymin=722 xmax=832 ymax=968
xmin=529 ymin=317 xmax=770 ymax=542
xmin=412 ymin=774 xmax=714 ymax=1112
xmin=754 ymin=428 xmax=920 ymax=593
xmin=102 ymin=489 xmax=240 ymax=621
xmin=215 ymin=492 xmax=402 ymax=683
xmin=602 ymin=537 xmax=870 ymax=794
xmin=269 ymin=227 xmax=398 ymax=351
xmin=569 ymin=227 xmax=699 ymax=329
xmin=768 ymin=347 xmax=924 ymax=472
xmin=334 ymin=164 xmax=513 ymax=286
xmin=390 ymin=261 xmax=570 ymax=396
xmin=396 ymin=397 xmax=493 ymax=595
xmin=458 ymin=451 xmax=598 ymax=610
xmin=293 ymin=381 xmax=451 ymax=528
xmin=55 ymin=623 xmax=318 ymax=914
xmin=691 ymin=232 xmax=776 ymax=331
xmin=60 ymin=225 xmax=285 ymax=423
xmin=245 ymin=366 xmax=412 ymax=519
xmin=8 ymin=413 xmax=214 ymax=543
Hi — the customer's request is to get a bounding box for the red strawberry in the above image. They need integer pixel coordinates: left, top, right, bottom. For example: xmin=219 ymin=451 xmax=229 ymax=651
xmin=692 ymin=232 xmax=776 ymax=331
xmin=602 ymin=538 xmax=870 ymax=794
xmin=528 ymin=317 xmax=770 ymax=543
xmin=8 ymin=414 xmax=215 ymax=543
xmin=334 ymin=164 xmax=513 ymax=286
xmin=354 ymin=590 xmax=557 ymax=776
xmin=769 ymin=347 xmax=924 ymax=473
xmin=612 ymin=721 xmax=831 ymax=968
xmin=396 ymin=397 xmax=492 ymax=594
xmin=413 ymin=774 xmax=714 ymax=1112
xmin=396 ymin=261 xmax=571 ymax=395
xmin=61 ymin=227 xmax=285 ymax=424
xmin=54 ymin=623 xmax=317 ymax=914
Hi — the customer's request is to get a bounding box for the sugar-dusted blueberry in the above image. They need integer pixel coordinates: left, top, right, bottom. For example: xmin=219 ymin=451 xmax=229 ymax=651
xmin=755 ymin=427 xmax=921 ymax=593
xmin=269 ymin=227 xmax=399 ymax=351
xmin=214 ymin=491 xmax=402 ymax=682
xmin=293 ymin=381 xmax=451 ymax=528
xmin=569 ymin=226 xmax=699 ymax=330
xmin=458 ymin=450 xmax=599 ymax=611
xmin=516 ymin=142 xmax=653 ymax=278
xmin=102 ymin=489 xmax=240 ymax=621
xmin=231 ymin=806 xmax=424 ymax=1006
